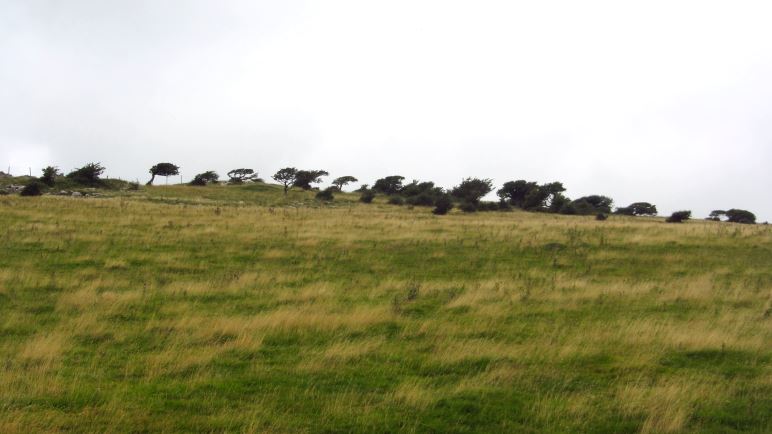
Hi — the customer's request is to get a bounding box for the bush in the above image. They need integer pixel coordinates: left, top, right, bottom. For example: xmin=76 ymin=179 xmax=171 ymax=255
xmin=477 ymin=201 xmax=500 ymax=212
xmin=189 ymin=171 xmax=219 ymax=186
xmin=20 ymin=182 xmax=42 ymax=196
xmin=315 ymin=187 xmax=335 ymax=201
xmin=359 ymin=190 xmax=376 ymax=203
xmin=666 ymin=210 xmax=691 ymax=223
xmin=432 ymin=195 xmax=454 ymax=215
xmin=595 ymin=213 xmax=607 ymax=221
xmin=67 ymin=162 xmax=105 ymax=186
xmin=41 ymin=166 xmax=60 ymax=186
xmin=388 ymin=196 xmax=404 ymax=205
xmin=459 ymin=202 xmax=478 ymax=213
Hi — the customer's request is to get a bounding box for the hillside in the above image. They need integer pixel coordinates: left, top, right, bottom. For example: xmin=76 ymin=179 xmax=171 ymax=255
xmin=1 ymin=184 xmax=770 ymax=433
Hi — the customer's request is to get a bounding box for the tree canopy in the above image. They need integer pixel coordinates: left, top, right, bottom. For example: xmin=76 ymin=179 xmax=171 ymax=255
xmin=293 ymin=170 xmax=329 ymax=190
xmin=227 ymin=168 xmax=259 ymax=184
xmin=272 ymin=168 xmax=298 ymax=194
xmin=373 ymin=176 xmax=405 ymax=195
xmin=147 ymin=163 xmax=180 ymax=185
xmin=331 ymin=176 xmax=358 ymax=191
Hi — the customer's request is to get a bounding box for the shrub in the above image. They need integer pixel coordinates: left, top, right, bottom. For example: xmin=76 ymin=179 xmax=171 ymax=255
xmin=388 ymin=196 xmax=404 ymax=205
xmin=189 ymin=171 xmax=219 ymax=186
xmin=432 ymin=194 xmax=454 ymax=215
xmin=373 ymin=176 xmax=405 ymax=195
xmin=666 ymin=210 xmax=691 ymax=223
xmin=595 ymin=213 xmax=607 ymax=221
xmin=477 ymin=201 xmax=500 ymax=212
xmin=67 ymin=162 xmax=105 ymax=186
xmin=41 ymin=166 xmax=60 ymax=186
xmin=359 ymin=189 xmax=376 ymax=203
xmin=315 ymin=187 xmax=335 ymax=201
xmin=451 ymin=178 xmax=493 ymax=204
xmin=20 ymin=182 xmax=42 ymax=196
xmin=459 ymin=202 xmax=478 ymax=213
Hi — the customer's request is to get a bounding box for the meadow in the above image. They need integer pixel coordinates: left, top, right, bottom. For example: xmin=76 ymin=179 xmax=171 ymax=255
xmin=0 ymin=183 xmax=770 ymax=433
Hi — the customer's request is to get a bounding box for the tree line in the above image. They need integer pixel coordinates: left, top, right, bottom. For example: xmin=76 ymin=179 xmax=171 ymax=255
xmin=8 ymin=161 xmax=760 ymax=225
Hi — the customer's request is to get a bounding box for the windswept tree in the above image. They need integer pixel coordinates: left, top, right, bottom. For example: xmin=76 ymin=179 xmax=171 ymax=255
xmin=67 ymin=162 xmax=105 ymax=186
xmin=373 ymin=176 xmax=405 ymax=195
xmin=432 ymin=193 xmax=454 ymax=215
xmin=189 ymin=171 xmax=219 ymax=186
xmin=666 ymin=210 xmax=691 ymax=223
xmin=272 ymin=167 xmax=298 ymax=194
xmin=147 ymin=162 xmax=180 ymax=185
xmin=725 ymin=209 xmax=756 ymax=224
xmin=401 ymin=181 xmax=444 ymax=207
xmin=227 ymin=168 xmax=259 ymax=184
xmin=451 ymin=178 xmax=493 ymax=205
xmin=331 ymin=176 xmax=358 ymax=191
xmin=497 ymin=180 xmax=539 ymax=208
xmin=708 ymin=210 xmax=727 ymax=221
xmin=569 ymin=195 xmax=614 ymax=215
xmin=615 ymin=202 xmax=658 ymax=216
xmin=41 ymin=166 xmax=61 ymax=187
xmin=293 ymin=170 xmax=329 ymax=190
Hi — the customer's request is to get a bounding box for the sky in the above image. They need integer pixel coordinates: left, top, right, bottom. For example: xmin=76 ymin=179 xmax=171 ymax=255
xmin=1 ymin=0 xmax=771 ymax=220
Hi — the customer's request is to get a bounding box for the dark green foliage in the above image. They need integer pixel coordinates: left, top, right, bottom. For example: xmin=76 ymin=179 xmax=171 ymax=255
xmin=20 ymin=182 xmax=42 ymax=196
xmin=272 ymin=167 xmax=298 ymax=194
xmin=477 ymin=201 xmax=500 ymax=212
xmin=707 ymin=210 xmax=726 ymax=221
xmin=725 ymin=209 xmax=756 ymax=224
xmin=41 ymin=166 xmax=60 ymax=186
xmin=498 ymin=180 xmax=565 ymax=211
xmin=497 ymin=180 xmax=538 ymax=208
xmin=666 ymin=210 xmax=692 ymax=223
xmin=373 ymin=176 xmax=405 ymax=195
xmin=388 ymin=196 xmax=404 ymax=205
xmin=549 ymin=193 xmax=570 ymax=213
xmin=293 ymin=170 xmax=329 ymax=190
xmin=67 ymin=162 xmax=105 ymax=186
xmin=359 ymin=189 xmax=375 ymax=203
xmin=401 ymin=181 xmax=444 ymax=207
xmin=331 ymin=176 xmax=358 ymax=191
xmin=432 ymin=194 xmax=454 ymax=215
xmin=451 ymin=178 xmax=493 ymax=204
xmin=147 ymin=163 xmax=180 ymax=185
xmin=459 ymin=202 xmax=478 ymax=213
xmin=569 ymin=195 xmax=614 ymax=215
xmin=227 ymin=168 xmax=258 ymax=184
xmin=315 ymin=187 xmax=335 ymax=201
xmin=189 ymin=171 xmax=219 ymax=186
xmin=596 ymin=213 xmax=607 ymax=221
xmin=355 ymin=184 xmax=369 ymax=192
xmin=615 ymin=202 xmax=657 ymax=216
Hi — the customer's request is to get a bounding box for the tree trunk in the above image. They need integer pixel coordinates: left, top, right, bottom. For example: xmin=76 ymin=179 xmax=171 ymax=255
xmin=146 ymin=173 xmax=156 ymax=185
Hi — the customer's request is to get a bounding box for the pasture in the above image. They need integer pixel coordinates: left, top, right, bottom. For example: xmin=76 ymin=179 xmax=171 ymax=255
xmin=1 ymin=184 xmax=770 ymax=432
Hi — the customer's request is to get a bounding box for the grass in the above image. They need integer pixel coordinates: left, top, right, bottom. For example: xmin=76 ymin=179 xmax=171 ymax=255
xmin=0 ymin=183 xmax=770 ymax=432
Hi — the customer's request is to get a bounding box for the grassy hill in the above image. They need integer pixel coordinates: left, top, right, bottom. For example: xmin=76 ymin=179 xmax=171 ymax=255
xmin=1 ymin=184 xmax=770 ymax=433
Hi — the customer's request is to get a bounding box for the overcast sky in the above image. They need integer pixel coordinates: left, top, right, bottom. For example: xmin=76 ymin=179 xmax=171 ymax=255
xmin=1 ymin=0 xmax=771 ymax=219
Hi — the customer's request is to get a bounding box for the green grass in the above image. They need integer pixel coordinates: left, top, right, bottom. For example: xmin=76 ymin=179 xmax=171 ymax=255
xmin=0 ymin=184 xmax=770 ymax=433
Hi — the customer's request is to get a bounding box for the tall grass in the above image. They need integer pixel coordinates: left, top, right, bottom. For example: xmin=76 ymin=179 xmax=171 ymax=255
xmin=0 ymin=185 xmax=770 ymax=432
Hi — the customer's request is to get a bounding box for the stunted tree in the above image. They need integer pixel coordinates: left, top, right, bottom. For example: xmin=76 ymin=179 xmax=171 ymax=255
xmin=41 ymin=166 xmax=60 ymax=187
xmin=451 ymin=178 xmax=493 ymax=205
xmin=189 ymin=171 xmax=219 ymax=186
xmin=293 ymin=170 xmax=328 ymax=190
xmin=615 ymin=202 xmax=658 ymax=216
xmin=67 ymin=162 xmax=105 ymax=186
xmin=331 ymin=176 xmax=358 ymax=191
xmin=432 ymin=193 xmax=454 ymax=215
xmin=147 ymin=162 xmax=180 ymax=185
xmin=725 ymin=209 xmax=756 ymax=224
xmin=569 ymin=195 xmax=614 ymax=215
xmin=373 ymin=176 xmax=405 ymax=195
xmin=497 ymin=180 xmax=539 ymax=208
xmin=708 ymin=210 xmax=727 ymax=221
xmin=666 ymin=210 xmax=691 ymax=223
xmin=227 ymin=168 xmax=259 ymax=184
xmin=272 ymin=167 xmax=297 ymax=195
